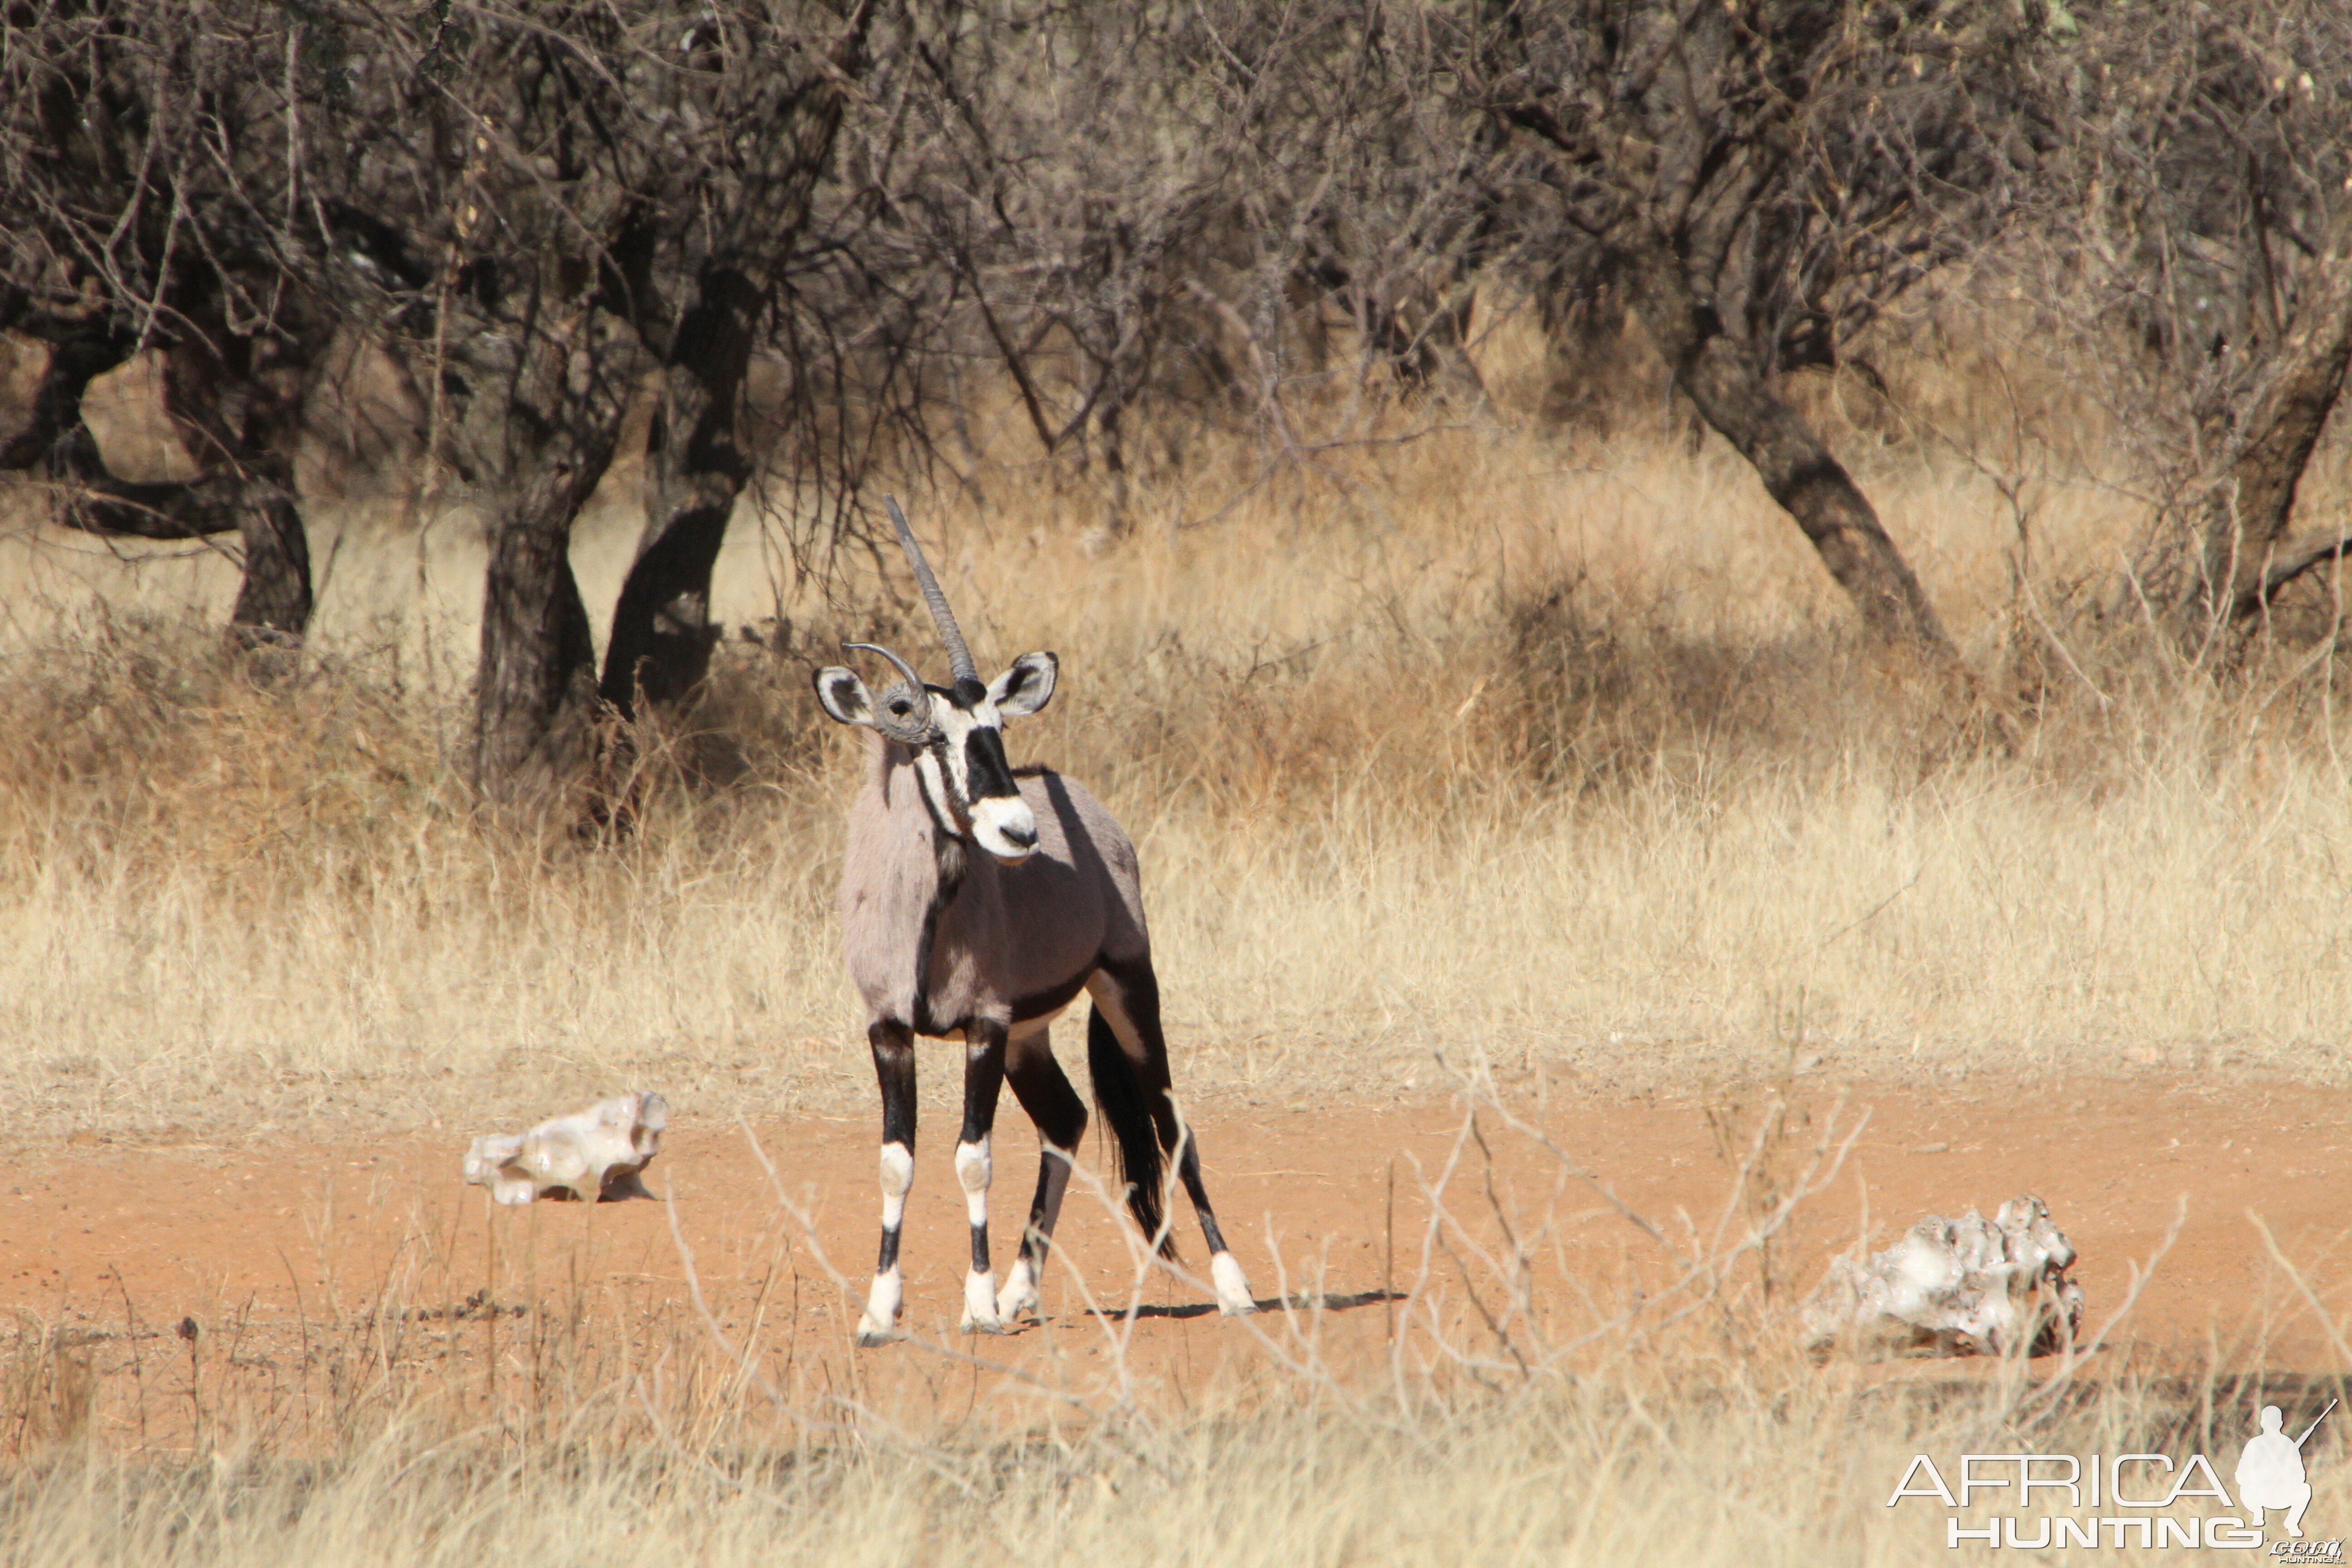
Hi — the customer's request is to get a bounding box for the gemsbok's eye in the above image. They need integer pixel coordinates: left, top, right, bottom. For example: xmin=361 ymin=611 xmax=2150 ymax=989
xmin=892 ymin=699 xmax=910 ymax=715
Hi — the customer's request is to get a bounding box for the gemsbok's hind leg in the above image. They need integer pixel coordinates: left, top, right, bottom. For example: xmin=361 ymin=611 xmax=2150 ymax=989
xmin=956 ymin=1017 xmax=1011 ymax=1334
xmin=998 ymin=1021 xmax=1087 ymax=1323
xmin=1086 ymin=960 xmax=1258 ymax=1316
xmin=858 ymin=1019 xmax=917 ymax=1347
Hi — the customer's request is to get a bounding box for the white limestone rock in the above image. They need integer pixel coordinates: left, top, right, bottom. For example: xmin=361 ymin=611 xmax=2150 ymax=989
xmin=463 ymin=1093 xmax=668 ymax=1205
xmin=1804 ymin=1195 xmax=2083 ymax=1361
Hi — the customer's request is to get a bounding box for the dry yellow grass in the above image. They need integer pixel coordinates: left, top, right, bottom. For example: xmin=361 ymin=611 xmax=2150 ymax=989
xmin=4 ymin=362 xmax=2352 ymax=1142
xmin=9 ymin=1364 xmax=2333 ymax=1568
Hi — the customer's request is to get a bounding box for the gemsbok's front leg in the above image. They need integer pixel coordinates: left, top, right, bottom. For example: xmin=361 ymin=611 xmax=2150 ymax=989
xmin=956 ymin=1018 xmax=1011 ymax=1333
xmin=858 ymin=1019 xmax=917 ymax=1348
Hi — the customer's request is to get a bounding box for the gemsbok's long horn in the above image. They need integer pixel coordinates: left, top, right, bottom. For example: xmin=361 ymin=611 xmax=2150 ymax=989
xmin=885 ymin=495 xmax=978 ymax=689
xmin=843 ymin=641 xmax=938 ymax=744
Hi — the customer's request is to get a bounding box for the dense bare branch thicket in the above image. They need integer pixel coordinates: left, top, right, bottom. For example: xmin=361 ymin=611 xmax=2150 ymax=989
xmin=0 ymin=4 xmax=333 ymax=639
xmin=2016 ymin=0 xmax=2352 ymax=649
xmin=3 ymin=0 xmax=884 ymax=801
xmin=285 ymin=0 xmax=880 ymax=798
xmin=1452 ymin=0 xmax=2071 ymax=656
xmin=7 ymin=0 xmax=2352 ymax=807
xmin=860 ymin=4 xmax=1504 ymax=529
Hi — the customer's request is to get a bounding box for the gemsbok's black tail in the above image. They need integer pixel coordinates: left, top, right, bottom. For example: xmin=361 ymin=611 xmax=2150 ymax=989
xmin=1088 ymin=1002 xmax=1176 ymax=1258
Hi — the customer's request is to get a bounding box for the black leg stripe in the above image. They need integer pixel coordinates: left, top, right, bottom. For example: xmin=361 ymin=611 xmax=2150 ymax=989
xmin=877 ymin=1225 xmax=901 ymax=1274
xmin=1023 ymin=1161 xmax=1059 ymax=1261
xmin=969 ymin=1221 xmax=990 ymax=1274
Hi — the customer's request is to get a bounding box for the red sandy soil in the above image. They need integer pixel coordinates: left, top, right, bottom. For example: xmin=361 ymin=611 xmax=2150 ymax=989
xmin=4 ymin=1075 xmax=2348 ymax=1450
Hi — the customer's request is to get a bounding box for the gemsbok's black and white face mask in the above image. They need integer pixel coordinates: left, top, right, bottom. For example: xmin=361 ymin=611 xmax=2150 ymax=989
xmin=814 ymin=650 xmax=1058 ymax=864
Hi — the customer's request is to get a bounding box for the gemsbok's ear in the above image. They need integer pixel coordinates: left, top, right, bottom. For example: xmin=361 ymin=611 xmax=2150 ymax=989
xmin=989 ymin=651 xmax=1058 ymax=718
xmin=813 ymin=666 xmax=875 ymax=727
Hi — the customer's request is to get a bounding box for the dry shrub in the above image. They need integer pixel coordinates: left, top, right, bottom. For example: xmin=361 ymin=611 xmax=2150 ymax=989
xmin=0 ymin=610 xmax=449 ymax=883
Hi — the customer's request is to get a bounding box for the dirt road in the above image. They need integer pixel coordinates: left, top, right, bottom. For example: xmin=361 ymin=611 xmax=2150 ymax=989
xmin=6 ymin=1075 xmax=2347 ymax=1448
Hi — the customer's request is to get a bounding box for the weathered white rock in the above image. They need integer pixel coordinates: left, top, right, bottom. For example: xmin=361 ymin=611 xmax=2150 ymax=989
xmin=463 ymin=1093 xmax=667 ymax=1205
xmin=1804 ymin=1194 xmax=2083 ymax=1361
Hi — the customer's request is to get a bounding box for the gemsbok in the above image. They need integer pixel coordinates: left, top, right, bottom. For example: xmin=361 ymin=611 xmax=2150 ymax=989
xmin=812 ymin=500 xmax=1257 ymax=1344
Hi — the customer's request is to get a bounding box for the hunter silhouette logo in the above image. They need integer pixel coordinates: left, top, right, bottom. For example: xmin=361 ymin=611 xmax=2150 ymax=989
xmin=2241 ymin=1401 xmax=2332 ymax=1542
xmin=1886 ymin=1400 xmax=2337 ymax=1550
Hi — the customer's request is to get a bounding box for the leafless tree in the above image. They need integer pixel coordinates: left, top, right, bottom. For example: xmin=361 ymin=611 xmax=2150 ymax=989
xmin=859 ymin=3 xmax=1503 ymax=533
xmin=2024 ymin=0 xmax=2352 ymax=649
xmin=874 ymin=3 xmax=1238 ymax=524
xmin=5 ymin=0 xmax=882 ymax=803
xmin=0 ymin=6 xmax=332 ymax=641
xmin=301 ymin=1 xmax=883 ymax=800
xmin=592 ymin=3 xmax=876 ymax=723
xmin=1454 ymin=0 xmax=2065 ymax=657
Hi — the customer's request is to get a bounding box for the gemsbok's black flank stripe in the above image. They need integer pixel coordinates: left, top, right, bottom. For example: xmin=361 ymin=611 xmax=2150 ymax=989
xmin=1009 ymin=968 xmax=1092 ymax=1028
xmin=908 ymin=832 xmax=966 ymax=1040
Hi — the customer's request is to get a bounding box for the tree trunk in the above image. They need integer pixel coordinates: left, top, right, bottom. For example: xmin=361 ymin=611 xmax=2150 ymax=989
xmin=1619 ymin=238 xmax=1953 ymax=657
xmin=162 ymin=305 xmax=320 ymax=641
xmin=474 ymin=485 xmax=607 ymax=799
xmin=2191 ymin=210 xmax=2352 ymax=631
xmin=4 ymin=318 xmax=315 ymax=640
xmin=224 ymin=483 xmax=314 ymax=640
xmin=462 ymin=310 xmax=647 ymax=804
xmin=600 ymin=268 xmax=759 ymax=717
xmin=596 ymin=0 xmax=870 ymax=718
xmin=0 ymin=320 xmax=132 ymax=469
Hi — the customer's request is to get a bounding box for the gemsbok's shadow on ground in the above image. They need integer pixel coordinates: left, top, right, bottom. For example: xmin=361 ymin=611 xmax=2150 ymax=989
xmin=1084 ymin=1288 xmax=1407 ymax=1322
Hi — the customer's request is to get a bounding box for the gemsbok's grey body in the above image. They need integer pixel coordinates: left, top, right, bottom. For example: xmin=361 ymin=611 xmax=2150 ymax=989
xmin=813 ymin=500 xmax=1255 ymax=1344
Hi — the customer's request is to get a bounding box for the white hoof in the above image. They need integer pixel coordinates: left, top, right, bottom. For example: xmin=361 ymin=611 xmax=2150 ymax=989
xmin=1211 ymin=1251 xmax=1257 ymax=1316
xmin=996 ymin=1258 xmax=1041 ymax=1323
xmin=857 ymin=1269 xmax=902 ymax=1346
xmin=960 ymin=1269 xmax=1004 ymax=1334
